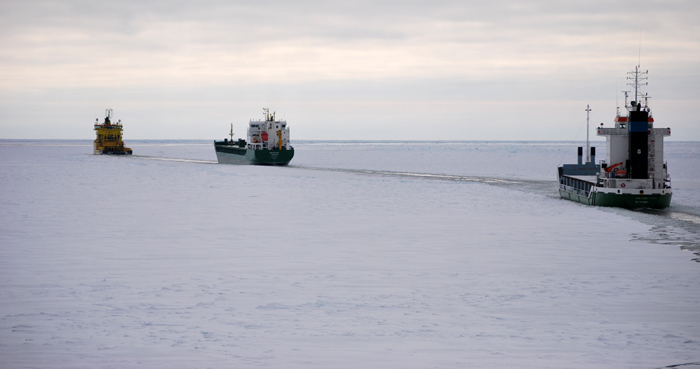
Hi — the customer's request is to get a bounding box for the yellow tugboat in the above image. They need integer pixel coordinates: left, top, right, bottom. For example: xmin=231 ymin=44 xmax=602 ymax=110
xmin=93 ymin=109 xmax=132 ymax=155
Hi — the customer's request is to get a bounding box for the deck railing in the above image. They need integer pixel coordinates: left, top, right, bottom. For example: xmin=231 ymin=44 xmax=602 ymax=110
xmin=560 ymin=184 xmax=590 ymax=198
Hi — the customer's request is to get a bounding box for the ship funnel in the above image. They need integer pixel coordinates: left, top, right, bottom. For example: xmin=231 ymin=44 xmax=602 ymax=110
xmin=628 ymin=110 xmax=649 ymax=179
xmin=577 ymin=147 xmax=583 ymax=165
xmin=590 ymin=147 xmax=596 ymax=164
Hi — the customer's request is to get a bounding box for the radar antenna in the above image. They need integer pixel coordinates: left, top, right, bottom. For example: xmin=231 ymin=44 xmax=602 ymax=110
xmin=104 ymin=109 xmax=113 ymax=124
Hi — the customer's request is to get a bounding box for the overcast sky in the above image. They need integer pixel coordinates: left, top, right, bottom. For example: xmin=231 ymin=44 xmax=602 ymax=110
xmin=1 ymin=0 xmax=698 ymax=140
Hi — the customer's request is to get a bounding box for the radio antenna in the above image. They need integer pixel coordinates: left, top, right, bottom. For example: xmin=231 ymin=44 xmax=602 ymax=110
xmin=585 ymin=104 xmax=591 ymax=163
xmin=615 ymin=82 xmax=620 ymax=115
xmin=638 ymin=32 xmax=642 ymax=67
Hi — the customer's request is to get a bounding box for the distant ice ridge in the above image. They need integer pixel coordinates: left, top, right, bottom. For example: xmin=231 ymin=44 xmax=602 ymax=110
xmin=1 ymin=141 xmax=699 ymax=368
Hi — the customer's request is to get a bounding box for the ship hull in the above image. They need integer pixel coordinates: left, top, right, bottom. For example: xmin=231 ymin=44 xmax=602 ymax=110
xmin=93 ymin=142 xmax=132 ymax=155
xmin=96 ymin=151 xmax=133 ymax=155
xmin=214 ymin=143 xmax=294 ymax=165
xmin=559 ymin=188 xmax=672 ymax=209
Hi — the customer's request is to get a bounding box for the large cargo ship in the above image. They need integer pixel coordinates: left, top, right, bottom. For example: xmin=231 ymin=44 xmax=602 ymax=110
xmin=557 ymin=66 xmax=672 ymax=209
xmin=214 ymin=108 xmax=294 ymax=165
xmin=93 ymin=109 xmax=132 ymax=155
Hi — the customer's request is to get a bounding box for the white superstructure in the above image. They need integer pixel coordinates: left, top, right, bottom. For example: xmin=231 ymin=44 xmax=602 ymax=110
xmin=247 ymin=108 xmax=291 ymax=151
xmin=596 ymin=114 xmax=671 ymax=189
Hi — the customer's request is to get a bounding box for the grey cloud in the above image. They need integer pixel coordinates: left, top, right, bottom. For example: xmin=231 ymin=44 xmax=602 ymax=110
xmin=2 ymin=0 xmax=698 ymax=48
xmin=1 ymin=0 xmax=698 ymax=139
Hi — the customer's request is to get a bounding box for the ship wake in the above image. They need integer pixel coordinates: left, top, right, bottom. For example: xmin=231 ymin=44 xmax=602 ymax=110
xmin=131 ymin=155 xmax=218 ymax=164
xmin=292 ymin=165 xmax=522 ymax=185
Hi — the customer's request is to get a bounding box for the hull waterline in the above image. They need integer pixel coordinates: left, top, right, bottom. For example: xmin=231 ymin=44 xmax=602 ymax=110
xmin=559 ymin=188 xmax=672 ymax=209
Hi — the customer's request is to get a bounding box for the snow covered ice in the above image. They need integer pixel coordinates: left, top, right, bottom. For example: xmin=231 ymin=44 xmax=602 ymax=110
xmin=1 ymin=140 xmax=699 ymax=368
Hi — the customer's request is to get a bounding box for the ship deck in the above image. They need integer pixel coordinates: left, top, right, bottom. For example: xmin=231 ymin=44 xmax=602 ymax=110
xmin=562 ymin=175 xmax=597 ymax=185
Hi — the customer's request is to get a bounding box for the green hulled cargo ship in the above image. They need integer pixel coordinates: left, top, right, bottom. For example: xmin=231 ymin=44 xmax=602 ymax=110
xmin=557 ymin=65 xmax=672 ymax=209
xmin=214 ymin=108 xmax=294 ymax=165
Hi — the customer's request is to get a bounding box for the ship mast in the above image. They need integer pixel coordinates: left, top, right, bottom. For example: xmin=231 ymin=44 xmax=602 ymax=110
xmin=627 ymin=65 xmax=648 ymax=109
xmin=585 ymin=104 xmax=591 ymax=163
